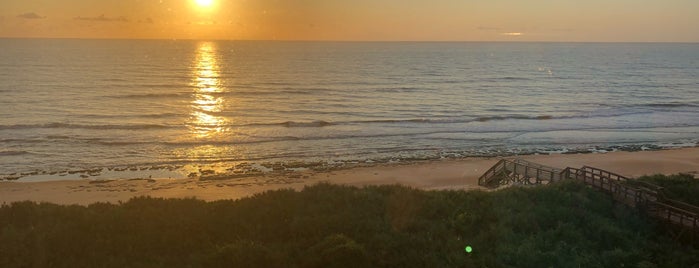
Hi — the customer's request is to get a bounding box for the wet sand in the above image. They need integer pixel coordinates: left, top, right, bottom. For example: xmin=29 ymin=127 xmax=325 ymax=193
xmin=1 ymin=147 xmax=698 ymax=205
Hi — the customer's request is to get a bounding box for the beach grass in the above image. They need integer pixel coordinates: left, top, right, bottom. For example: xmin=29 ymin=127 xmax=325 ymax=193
xmin=637 ymin=173 xmax=699 ymax=207
xmin=1 ymin=175 xmax=697 ymax=267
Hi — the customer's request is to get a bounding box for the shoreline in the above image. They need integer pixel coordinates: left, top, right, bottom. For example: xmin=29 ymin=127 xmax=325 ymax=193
xmin=3 ymin=143 xmax=696 ymax=182
xmin=1 ymin=147 xmax=698 ymax=205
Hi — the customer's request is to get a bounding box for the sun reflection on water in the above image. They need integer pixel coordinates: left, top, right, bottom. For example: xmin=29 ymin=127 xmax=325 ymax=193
xmin=190 ymin=42 xmax=227 ymax=138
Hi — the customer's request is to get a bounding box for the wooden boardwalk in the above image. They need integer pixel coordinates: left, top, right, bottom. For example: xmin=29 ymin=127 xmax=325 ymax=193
xmin=478 ymin=159 xmax=564 ymax=188
xmin=479 ymin=159 xmax=699 ymax=233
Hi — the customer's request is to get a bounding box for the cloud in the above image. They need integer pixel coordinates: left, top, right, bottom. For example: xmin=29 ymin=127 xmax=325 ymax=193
xmin=74 ymin=15 xmax=129 ymax=22
xmin=501 ymin=32 xmax=523 ymax=36
xmin=17 ymin=12 xmax=46 ymax=19
xmin=137 ymin=18 xmax=154 ymax=24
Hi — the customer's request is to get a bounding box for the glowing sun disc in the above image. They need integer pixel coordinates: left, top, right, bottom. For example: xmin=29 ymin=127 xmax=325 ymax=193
xmin=195 ymin=0 xmax=213 ymax=7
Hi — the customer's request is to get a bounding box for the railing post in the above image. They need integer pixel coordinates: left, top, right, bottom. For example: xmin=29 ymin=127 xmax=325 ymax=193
xmin=483 ymin=164 xmax=699 ymax=233
xmin=524 ymin=166 xmax=528 ymax=179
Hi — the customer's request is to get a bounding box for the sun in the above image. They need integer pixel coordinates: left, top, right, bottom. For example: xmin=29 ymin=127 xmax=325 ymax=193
xmin=195 ymin=0 xmax=214 ymax=8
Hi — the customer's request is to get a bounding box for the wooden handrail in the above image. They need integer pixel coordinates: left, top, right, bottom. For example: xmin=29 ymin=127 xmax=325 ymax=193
xmin=478 ymin=159 xmax=562 ymax=188
xmin=478 ymin=159 xmax=506 ymax=186
xmin=512 ymin=159 xmax=562 ymax=173
xmin=570 ymin=166 xmax=697 ymax=232
xmin=478 ymin=160 xmax=699 ymax=232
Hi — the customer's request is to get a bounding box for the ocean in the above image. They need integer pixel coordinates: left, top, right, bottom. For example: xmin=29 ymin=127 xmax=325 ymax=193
xmin=1 ymin=39 xmax=698 ymax=181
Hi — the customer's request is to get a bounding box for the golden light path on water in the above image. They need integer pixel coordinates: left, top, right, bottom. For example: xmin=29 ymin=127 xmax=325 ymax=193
xmin=190 ymin=41 xmax=226 ymax=138
xmin=180 ymin=41 xmax=235 ymax=164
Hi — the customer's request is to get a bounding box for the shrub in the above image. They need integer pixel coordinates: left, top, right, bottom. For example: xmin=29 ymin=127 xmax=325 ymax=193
xmin=0 ymin=179 xmax=697 ymax=267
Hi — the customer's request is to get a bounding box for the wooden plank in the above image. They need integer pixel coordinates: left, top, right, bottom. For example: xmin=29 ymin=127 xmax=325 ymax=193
xmin=480 ymin=160 xmax=699 ymax=232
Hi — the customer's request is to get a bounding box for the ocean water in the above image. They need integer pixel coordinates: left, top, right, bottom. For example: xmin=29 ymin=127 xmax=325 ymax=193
xmin=1 ymin=39 xmax=698 ymax=181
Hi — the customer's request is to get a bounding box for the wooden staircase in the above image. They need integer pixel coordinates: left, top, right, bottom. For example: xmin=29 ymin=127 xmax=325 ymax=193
xmin=479 ymin=159 xmax=699 ymax=233
xmin=478 ymin=159 xmax=563 ymax=188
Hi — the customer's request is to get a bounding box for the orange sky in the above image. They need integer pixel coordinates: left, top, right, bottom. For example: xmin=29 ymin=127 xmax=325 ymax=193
xmin=1 ymin=0 xmax=698 ymax=42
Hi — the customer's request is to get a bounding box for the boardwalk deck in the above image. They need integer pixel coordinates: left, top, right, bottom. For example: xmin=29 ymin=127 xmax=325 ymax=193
xmin=479 ymin=159 xmax=699 ymax=233
xmin=478 ymin=159 xmax=563 ymax=188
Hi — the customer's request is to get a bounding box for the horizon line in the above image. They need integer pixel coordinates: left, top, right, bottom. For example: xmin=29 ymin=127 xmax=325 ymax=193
xmin=1 ymin=36 xmax=698 ymax=44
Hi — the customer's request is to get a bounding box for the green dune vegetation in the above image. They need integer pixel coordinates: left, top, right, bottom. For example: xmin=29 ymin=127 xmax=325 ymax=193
xmin=1 ymin=174 xmax=698 ymax=267
xmin=637 ymin=174 xmax=699 ymax=207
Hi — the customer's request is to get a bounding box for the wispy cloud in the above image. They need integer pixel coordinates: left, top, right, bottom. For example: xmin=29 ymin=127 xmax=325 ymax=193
xmin=137 ymin=18 xmax=154 ymax=24
xmin=480 ymin=27 xmax=526 ymax=37
xmin=74 ymin=15 xmax=129 ymax=22
xmin=17 ymin=12 xmax=46 ymax=19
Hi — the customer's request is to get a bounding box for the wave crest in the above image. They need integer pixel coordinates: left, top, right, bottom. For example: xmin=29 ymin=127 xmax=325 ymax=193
xmin=0 ymin=123 xmax=174 ymax=130
xmin=281 ymin=120 xmax=334 ymax=128
xmin=0 ymin=150 xmax=30 ymax=156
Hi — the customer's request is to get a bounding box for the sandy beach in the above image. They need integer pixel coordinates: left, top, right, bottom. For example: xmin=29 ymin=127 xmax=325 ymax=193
xmin=1 ymin=147 xmax=698 ymax=205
